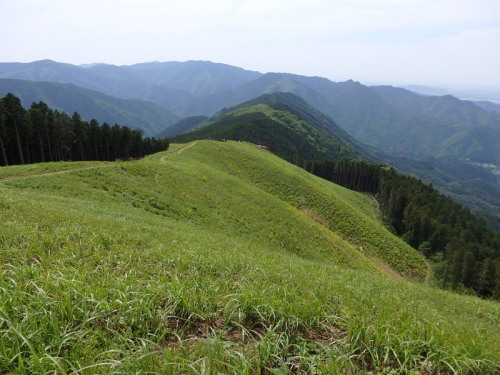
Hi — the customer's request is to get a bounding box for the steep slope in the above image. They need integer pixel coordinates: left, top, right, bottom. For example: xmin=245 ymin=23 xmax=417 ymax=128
xmin=473 ymin=100 xmax=500 ymax=113
xmin=434 ymin=126 xmax=500 ymax=163
xmin=172 ymin=92 xmax=371 ymax=161
xmin=0 ymin=78 xmax=179 ymax=136
xmin=0 ymin=141 xmax=497 ymax=374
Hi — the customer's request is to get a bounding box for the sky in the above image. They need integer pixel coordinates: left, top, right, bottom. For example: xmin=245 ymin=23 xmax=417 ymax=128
xmin=1 ymin=0 xmax=500 ymax=89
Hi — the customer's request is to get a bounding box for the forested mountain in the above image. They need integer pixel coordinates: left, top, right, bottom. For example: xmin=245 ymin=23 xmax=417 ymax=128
xmin=170 ymin=73 xmax=332 ymax=117
xmin=121 ymin=61 xmax=262 ymax=96
xmin=172 ymin=92 xmax=368 ymax=162
xmin=0 ymin=78 xmax=179 ymax=137
xmin=2 ymin=60 xmax=498 ymax=163
xmin=373 ymin=153 xmax=500 ymax=231
xmin=156 ymin=115 xmax=209 ymax=138
xmin=0 ymin=93 xmax=168 ymax=166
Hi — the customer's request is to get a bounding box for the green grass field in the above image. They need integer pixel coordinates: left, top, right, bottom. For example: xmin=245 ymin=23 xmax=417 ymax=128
xmin=0 ymin=141 xmax=498 ymax=374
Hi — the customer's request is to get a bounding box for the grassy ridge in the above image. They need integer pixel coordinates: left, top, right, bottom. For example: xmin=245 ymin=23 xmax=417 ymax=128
xmin=0 ymin=141 xmax=498 ymax=374
xmin=163 ymin=141 xmax=426 ymax=278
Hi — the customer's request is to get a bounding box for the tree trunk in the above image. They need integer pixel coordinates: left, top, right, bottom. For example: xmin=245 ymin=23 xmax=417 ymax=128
xmin=0 ymin=137 xmax=8 ymax=166
xmin=13 ymin=118 xmax=24 ymax=164
xmin=39 ymin=134 xmax=46 ymax=162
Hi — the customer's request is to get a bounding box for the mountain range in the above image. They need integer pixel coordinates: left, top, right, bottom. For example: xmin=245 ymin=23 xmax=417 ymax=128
xmin=1 ymin=60 xmax=498 ymax=163
xmin=0 ymin=59 xmax=498 ymax=228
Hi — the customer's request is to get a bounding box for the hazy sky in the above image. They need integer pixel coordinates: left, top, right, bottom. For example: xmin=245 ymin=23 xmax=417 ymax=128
xmin=1 ymin=0 xmax=499 ymax=88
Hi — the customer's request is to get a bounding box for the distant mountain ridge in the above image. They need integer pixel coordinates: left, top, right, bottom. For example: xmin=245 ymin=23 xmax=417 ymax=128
xmin=0 ymin=59 xmax=262 ymax=109
xmin=174 ymin=72 xmax=500 ymax=163
xmin=0 ymin=78 xmax=178 ymax=136
xmin=1 ymin=60 xmax=498 ymax=162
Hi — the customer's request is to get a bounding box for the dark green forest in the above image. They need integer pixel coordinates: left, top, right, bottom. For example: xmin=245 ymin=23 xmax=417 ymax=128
xmin=0 ymin=93 xmax=169 ymax=166
xmin=172 ymin=111 xmax=360 ymax=161
xmin=299 ymin=159 xmax=500 ymax=299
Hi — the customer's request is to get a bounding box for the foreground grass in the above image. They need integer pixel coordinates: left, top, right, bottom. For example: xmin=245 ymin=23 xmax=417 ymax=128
xmin=0 ymin=141 xmax=498 ymax=374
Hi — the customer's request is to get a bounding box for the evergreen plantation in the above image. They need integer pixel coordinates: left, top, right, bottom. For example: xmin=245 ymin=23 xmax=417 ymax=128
xmin=301 ymin=160 xmax=500 ymax=298
xmin=0 ymin=93 xmax=169 ymax=166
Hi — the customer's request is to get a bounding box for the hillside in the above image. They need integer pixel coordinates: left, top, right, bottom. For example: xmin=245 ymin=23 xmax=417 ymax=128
xmin=372 ymin=152 xmax=500 ymax=231
xmin=0 ymin=78 xmax=179 ymax=137
xmin=172 ymin=92 xmax=371 ymax=162
xmin=0 ymin=141 xmax=498 ymax=373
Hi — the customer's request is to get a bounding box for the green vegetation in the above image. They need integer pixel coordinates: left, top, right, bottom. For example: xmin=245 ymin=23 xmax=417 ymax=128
xmin=1 ymin=141 xmax=498 ymax=374
xmin=170 ymin=93 xmax=500 ymax=296
xmin=374 ymin=153 xmax=500 ymax=232
xmin=301 ymin=159 xmax=500 ymax=298
xmin=172 ymin=93 xmax=365 ymax=162
xmin=0 ymin=94 xmax=169 ymax=166
xmin=0 ymin=78 xmax=179 ymax=137
xmin=2 ymin=60 xmax=498 ymax=225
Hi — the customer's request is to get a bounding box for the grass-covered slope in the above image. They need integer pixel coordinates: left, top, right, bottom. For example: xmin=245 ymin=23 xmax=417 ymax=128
xmin=0 ymin=141 xmax=498 ymax=374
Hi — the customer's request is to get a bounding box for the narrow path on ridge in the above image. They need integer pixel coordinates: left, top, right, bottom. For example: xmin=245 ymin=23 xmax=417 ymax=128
xmin=0 ymin=164 xmax=114 ymax=182
xmin=160 ymin=141 xmax=198 ymax=162
xmin=1 ymin=142 xmax=199 ymax=182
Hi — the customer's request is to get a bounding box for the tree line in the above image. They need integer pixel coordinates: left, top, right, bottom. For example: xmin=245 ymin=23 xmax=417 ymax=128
xmin=0 ymin=93 xmax=169 ymax=166
xmin=297 ymin=159 xmax=500 ymax=299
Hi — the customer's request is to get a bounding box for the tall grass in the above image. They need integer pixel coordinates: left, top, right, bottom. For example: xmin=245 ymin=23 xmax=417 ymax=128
xmin=0 ymin=141 xmax=498 ymax=374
